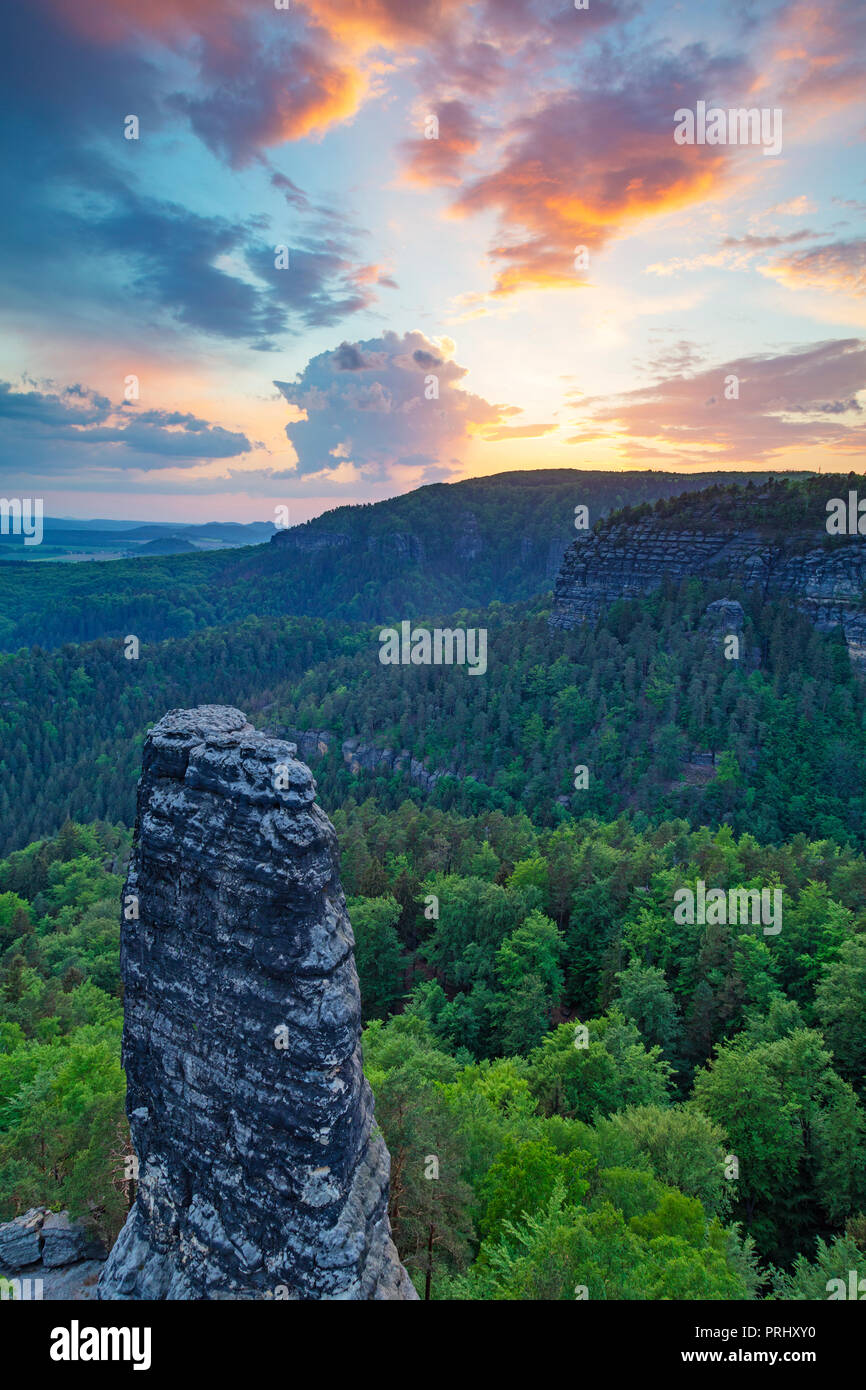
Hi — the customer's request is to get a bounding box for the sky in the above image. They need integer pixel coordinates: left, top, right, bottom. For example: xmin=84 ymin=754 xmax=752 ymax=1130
xmin=1 ymin=0 xmax=864 ymax=522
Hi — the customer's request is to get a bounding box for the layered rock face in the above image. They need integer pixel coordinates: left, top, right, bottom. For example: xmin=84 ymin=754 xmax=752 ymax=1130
xmin=552 ymin=514 xmax=866 ymax=665
xmin=98 ymin=706 xmax=415 ymax=1301
xmin=281 ymin=726 xmax=446 ymax=794
xmin=0 ymin=1209 xmax=106 ymax=1300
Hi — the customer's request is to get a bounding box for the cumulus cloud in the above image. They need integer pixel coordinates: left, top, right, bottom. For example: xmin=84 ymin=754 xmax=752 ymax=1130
xmin=0 ymin=382 xmax=112 ymax=428
xmin=274 ymin=330 xmax=528 ymax=481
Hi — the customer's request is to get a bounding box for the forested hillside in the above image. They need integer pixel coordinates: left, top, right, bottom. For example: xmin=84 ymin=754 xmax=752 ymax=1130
xmin=1 ymin=577 xmax=863 ymax=856
xmin=0 ymin=469 xmax=771 ymax=651
xmin=606 ymin=471 xmax=857 ymax=534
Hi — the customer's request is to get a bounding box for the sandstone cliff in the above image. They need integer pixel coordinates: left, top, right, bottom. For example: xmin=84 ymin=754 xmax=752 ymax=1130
xmin=551 ymin=487 xmax=866 ymax=665
xmin=98 ymin=706 xmax=415 ymax=1301
xmin=279 ymin=726 xmax=448 ymax=794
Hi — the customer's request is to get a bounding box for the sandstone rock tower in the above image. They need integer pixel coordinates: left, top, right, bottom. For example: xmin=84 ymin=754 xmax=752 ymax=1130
xmin=98 ymin=706 xmax=415 ymax=1300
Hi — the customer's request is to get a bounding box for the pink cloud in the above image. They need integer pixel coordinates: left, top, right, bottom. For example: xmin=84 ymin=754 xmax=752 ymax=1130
xmin=400 ymin=101 xmax=483 ymax=187
xmin=574 ymin=339 xmax=866 ymax=465
xmin=763 ymin=239 xmax=866 ymax=298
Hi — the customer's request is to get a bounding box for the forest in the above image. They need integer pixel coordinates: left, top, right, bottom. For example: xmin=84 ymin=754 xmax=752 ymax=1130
xmin=1 ymin=575 xmax=864 ymax=856
xmin=2 ymin=809 xmax=865 ymax=1297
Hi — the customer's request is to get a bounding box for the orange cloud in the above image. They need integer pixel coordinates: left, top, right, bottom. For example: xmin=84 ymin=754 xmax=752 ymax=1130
xmin=174 ymin=41 xmax=371 ymax=160
xmin=42 ymin=0 xmax=372 ymax=160
xmin=454 ymin=90 xmax=730 ymax=296
xmin=45 ymin=0 xmax=463 ymax=55
xmin=295 ymin=0 xmax=464 ymax=51
xmin=479 ymin=421 xmax=558 ymax=441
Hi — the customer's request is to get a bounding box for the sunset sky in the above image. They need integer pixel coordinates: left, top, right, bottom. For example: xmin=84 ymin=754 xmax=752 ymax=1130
xmin=2 ymin=0 xmax=865 ymax=521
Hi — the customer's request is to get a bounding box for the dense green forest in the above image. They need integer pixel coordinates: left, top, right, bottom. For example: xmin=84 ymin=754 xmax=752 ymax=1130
xmin=2 ymin=577 xmax=864 ymax=856
xmin=609 ymin=471 xmax=863 ymax=537
xmin=2 ymin=472 xmax=865 ymax=1301
xmin=2 ymin=811 xmax=865 ymax=1297
xmin=0 ymin=469 xmax=770 ymax=652
xmin=0 ymin=822 xmax=130 ymax=1245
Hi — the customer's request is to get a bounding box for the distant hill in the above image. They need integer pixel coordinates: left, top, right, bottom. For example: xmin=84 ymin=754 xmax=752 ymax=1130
xmin=120 ymin=521 xmax=277 ymax=544
xmin=0 ymin=517 xmax=276 ymax=561
xmin=137 ymin=535 xmax=197 ymax=555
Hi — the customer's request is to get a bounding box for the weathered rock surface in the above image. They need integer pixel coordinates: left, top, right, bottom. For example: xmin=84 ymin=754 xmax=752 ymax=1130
xmin=699 ymin=599 xmax=760 ymax=667
xmin=0 ymin=1209 xmax=45 ymax=1269
xmin=98 ymin=706 xmax=415 ymax=1301
xmin=702 ymin=598 xmax=745 ymax=632
xmin=551 ymin=496 xmax=866 ymax=665
xmin=0 ymin=1207 xmax=105 ymax=1296
xmin=0 ymin=1258 xmax=105 ymax=1300
xmin=42 ymin=1211 xmax=98 ymax=1268
xmin=281 ymin=727 xmax=449 ymax=794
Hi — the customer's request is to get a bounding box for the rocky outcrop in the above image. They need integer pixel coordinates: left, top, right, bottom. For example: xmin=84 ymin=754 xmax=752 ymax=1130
xmin=366 ymin=531 xmax=424 ymax=563
xmin=0 ymin=1209 xmax=106 ymax=1299
xmin=551 ymin=497 xmax=866 ymax=665
xmin=455 ymin=510 xmax=483 ymax=562
xmin=701 ymin=598 xmax=745 ymax=633
xmin=281 ymin=727 xmax=448 ymax=795
xmin=700 ymin=598 xmax=760 ymax=667
xmin=98 ymin=706 xmax=415 ymax=1301
xmin=0 ymin=1209 xmax=44 ymax=1268
xmin=274 ymin=529 xmax=351 ymax=554
xmin=42 ymin=1212 xmax=102 ymax=1268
